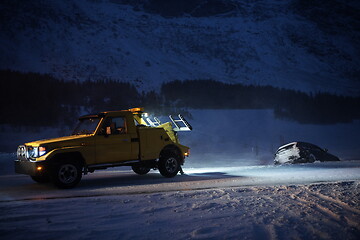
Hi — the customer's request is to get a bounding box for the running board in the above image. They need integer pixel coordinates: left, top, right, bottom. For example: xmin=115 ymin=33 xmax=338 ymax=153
xmin=87 ymin=160 xmax=141 ymax=171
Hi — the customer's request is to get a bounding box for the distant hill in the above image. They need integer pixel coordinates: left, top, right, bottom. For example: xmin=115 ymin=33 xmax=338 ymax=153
xmin=0 ymin=0 xmax=359 ymax=95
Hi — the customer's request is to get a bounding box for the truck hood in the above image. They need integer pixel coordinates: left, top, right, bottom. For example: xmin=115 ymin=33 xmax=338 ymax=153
xmin=25 ymin=134 xmax=93 ymax=147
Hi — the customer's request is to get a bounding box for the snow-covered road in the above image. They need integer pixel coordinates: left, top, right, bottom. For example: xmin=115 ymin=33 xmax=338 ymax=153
xmin=0 ymin=161 xmax=359 ymax=202
xmin=1 ymin=161 xmax=360 ymax=240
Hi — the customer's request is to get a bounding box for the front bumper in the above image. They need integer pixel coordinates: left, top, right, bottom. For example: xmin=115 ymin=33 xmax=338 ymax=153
xmin=15 ymin=160 xmax=47 ymax=176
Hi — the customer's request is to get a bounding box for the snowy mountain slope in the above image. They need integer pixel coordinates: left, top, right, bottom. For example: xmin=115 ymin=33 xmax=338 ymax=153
xmin=0 ymin=0 xmax=359 ymax=95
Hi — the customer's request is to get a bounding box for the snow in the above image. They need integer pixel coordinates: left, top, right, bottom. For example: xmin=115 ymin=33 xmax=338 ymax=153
xmin=2 ymin=183 xmax=360 ymax=239
xmin=1 ymin=0 xmax=359 ymax=95
xmin=0 ymin=164 xmax=360 ymax=239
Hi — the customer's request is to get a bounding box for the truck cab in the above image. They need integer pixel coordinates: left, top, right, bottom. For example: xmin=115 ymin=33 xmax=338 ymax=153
xmin=15 ymin=108 xmax=191 ymax=188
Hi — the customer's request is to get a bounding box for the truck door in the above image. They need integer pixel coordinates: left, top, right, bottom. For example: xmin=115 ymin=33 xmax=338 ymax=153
xmin=95 ymin=116 xmax=134 ymax=163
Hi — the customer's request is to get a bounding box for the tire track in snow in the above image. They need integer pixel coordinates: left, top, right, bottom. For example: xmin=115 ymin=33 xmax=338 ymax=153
xmin=291 ymin=187 xmax=360 ymax=230
xmin=264 ymin=224 xmax=277 ymax=240
xmin=303 ymin=188 xmax=360 ymax=229
xmin=306 ymin=188 xmax=360 ymax=214
xmin=259 ymin=185 xmax=359 ymax=239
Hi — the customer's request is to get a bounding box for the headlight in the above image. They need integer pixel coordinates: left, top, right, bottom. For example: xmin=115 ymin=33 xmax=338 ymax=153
xmin=27 ymin=146 xmax=37 ymax=158
xmin=38 ymin=146 xmax=47 ymax=157
xmin=27 ymin=146 xmax=47 ymax=159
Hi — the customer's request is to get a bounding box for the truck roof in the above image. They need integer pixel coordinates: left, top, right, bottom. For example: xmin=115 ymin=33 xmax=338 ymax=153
xmin=79 ymin=108 xmax=144 ymax=119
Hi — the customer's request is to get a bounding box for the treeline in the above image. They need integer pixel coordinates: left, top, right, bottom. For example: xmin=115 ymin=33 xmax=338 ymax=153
xmin=1 ymin=70 xmax=359 ymax=126
xmin=161 ymin=80 xmax=360 ymax=124
xmin=0 ymin=70 xmax=142 ymax=126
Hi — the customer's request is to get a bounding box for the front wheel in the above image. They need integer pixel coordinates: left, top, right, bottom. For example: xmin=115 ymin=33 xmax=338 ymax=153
xmin=158 ymin=152 xmax=180 ymax=178
xmin=52 ymin=162 xmax=82 ymax=189
xmin=132 ymin=165 xmax=150 ymax=175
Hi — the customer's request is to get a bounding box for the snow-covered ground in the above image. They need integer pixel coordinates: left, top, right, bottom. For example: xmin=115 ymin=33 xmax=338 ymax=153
xmin=1 ymin=182 xmax=359 ymax=239
xmin=1 ymin=161 xmax=360 ymax=200
xmin=0 ymin=162 xmax=360 ymax=240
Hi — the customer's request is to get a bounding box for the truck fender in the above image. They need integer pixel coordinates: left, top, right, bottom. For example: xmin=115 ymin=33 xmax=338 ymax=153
xmin=46 ymin=147 xmax=86 ymax=166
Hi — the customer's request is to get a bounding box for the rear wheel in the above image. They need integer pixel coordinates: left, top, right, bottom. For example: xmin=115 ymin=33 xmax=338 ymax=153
xmin=52 ymin=161 xmax=82 ymax=189
xmin=31 ymin=175 xmax=50 ymax=183
xmin=132 ymin=165 xmax=150 ymax=175
xmin=158 ymin=151 xmax=180 ymax=178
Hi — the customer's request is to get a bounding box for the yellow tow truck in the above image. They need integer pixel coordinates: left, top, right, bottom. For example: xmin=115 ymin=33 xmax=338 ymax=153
xmin=15 ymin=108 xmax=191 ymax=188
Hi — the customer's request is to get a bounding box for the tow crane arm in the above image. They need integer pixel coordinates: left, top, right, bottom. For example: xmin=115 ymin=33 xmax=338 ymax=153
xmin=169 ymin=114 xmax=192 ymax=132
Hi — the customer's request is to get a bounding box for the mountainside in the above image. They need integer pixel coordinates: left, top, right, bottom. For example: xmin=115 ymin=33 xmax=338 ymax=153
xmin=0 ymin=0 xmax=359 ymax=95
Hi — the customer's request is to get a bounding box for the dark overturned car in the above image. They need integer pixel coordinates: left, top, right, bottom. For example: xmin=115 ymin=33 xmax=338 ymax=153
xmin=274 ymin=142 xmax=340 ymax=164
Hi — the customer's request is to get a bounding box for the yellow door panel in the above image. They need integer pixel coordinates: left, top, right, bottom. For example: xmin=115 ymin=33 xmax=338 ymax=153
xmin=95 ymin=116 xmax=135 ymax=163
xmin=95 ymin=134 xmax=133 ymax=163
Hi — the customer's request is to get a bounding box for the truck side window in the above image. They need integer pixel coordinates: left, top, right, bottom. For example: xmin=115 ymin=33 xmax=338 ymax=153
xmin=102 ymin=117 xmax=126 ymax=135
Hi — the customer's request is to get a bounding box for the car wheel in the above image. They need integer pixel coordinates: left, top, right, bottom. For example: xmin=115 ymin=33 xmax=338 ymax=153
xmin=132 ymin=165 xmax=150 ymax=175
xmin=308 ymin=154 xmax=316 ymax=163
xmin=31 ymin=175 xmax=50 ymax=183
xmin=158 ymin=151 xmax=180 ymax=178
xmin=52 ymin=161 xmax=82 ymax=189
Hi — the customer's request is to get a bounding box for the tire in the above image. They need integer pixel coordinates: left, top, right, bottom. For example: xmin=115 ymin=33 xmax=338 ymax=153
xmin=132 ymin=165 xmax=150 ymax=175
xmin=31 ymin=175 xmax=50 ymax=183
xmin=308 ymin=154 xmax=316 ymax=163
xmin=51 ymin=161 xmax=82 ymax=189
xmin=158 ymin=151 xmax=180 ymax=178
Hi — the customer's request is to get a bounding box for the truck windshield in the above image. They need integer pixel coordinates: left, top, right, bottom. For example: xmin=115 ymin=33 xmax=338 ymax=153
xmin=72 ymin=118 xmax=100 ymax=135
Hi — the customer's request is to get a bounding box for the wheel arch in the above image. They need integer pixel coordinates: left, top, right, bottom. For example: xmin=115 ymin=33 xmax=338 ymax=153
xmin=48 ymin=151 xmax=85 ymax=167
xmin=160 ymin=144 xmax=184 ymax=164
